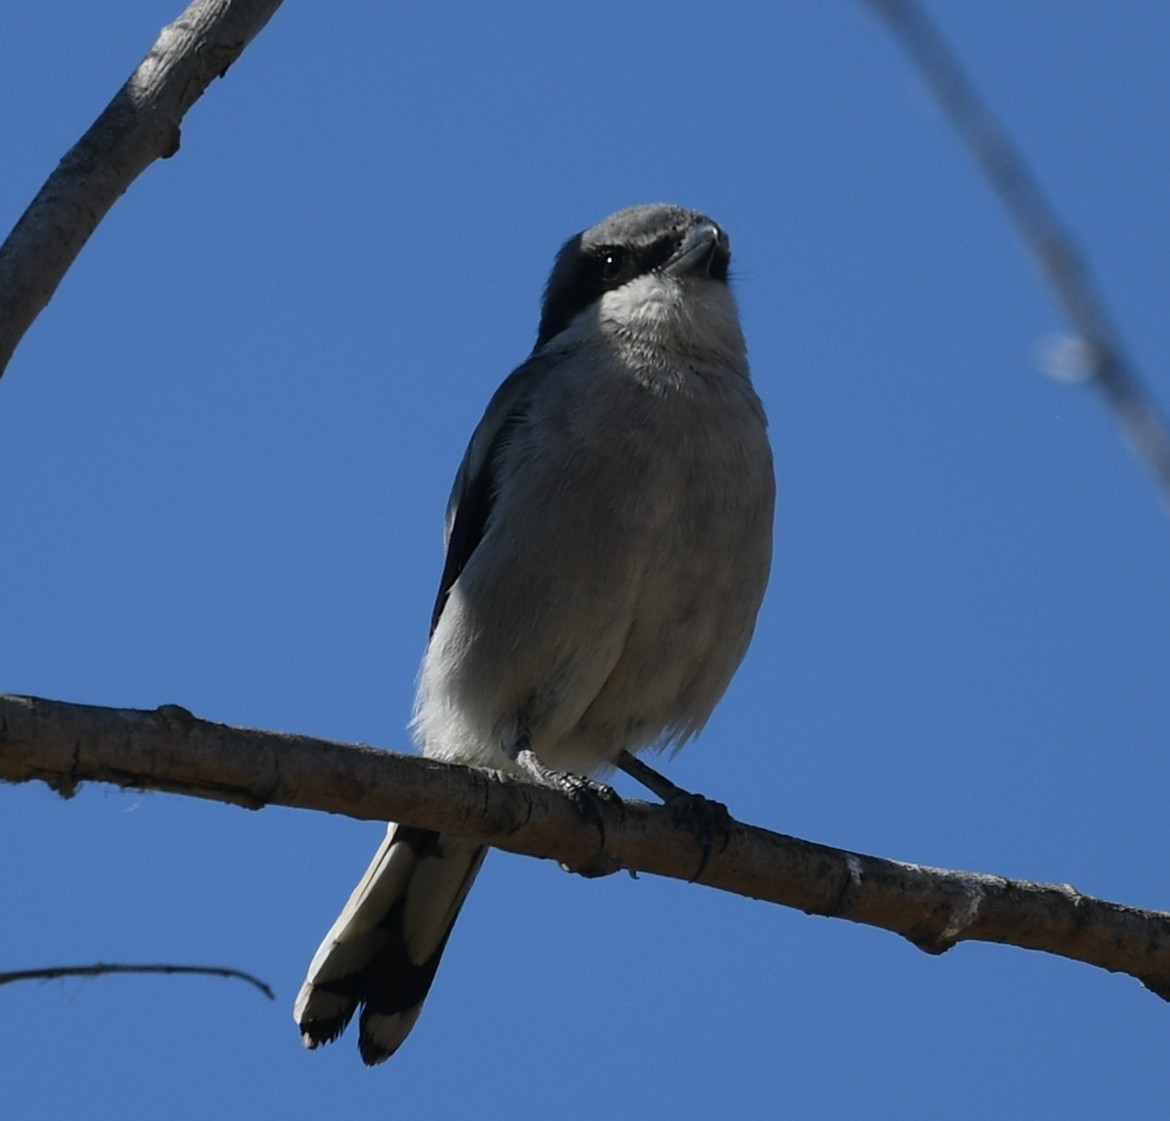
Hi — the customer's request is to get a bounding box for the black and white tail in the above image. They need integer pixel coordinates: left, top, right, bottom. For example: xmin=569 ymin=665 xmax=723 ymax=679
xmin=294 ymin=824 xmax=486 ymax=1064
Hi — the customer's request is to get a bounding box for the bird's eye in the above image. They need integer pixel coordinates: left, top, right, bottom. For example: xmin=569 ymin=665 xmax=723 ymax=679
xmin=599 ymin=248 xmax=625 ymax=282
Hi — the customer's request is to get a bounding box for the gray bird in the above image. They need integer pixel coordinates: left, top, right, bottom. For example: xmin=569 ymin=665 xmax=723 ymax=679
xmin=294 ymin=203 xmax=775 ymax=1064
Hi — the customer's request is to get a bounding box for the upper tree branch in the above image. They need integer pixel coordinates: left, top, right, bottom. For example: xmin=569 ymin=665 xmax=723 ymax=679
xmin=0 ymin=0 xmax=285 ymax=379
xmin=3 ymin=692 xmax=1169 ymax=1001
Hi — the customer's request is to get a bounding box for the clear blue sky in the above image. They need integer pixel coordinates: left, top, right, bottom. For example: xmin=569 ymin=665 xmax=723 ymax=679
xmin=3 ymin=3 xmax=1168 ymax=1118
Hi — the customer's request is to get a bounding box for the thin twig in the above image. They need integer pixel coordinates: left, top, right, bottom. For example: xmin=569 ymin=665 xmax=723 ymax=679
xmin=0 ymin=962 xmax=275 ymax=1000
xmin=861 ymin=0 xmax=1170 ymax=512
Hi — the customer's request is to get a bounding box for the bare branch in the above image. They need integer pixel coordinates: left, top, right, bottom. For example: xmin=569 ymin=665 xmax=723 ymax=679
xmin=861 ymin=0 xmax=1170 ymax=512
xmin=0 ymin=963 xmax=274 ymax=1000
xmin=3 ymin=692 xmax=1170 ymax=1001
xmin=0 ymin=0 xmax=285 ymax=379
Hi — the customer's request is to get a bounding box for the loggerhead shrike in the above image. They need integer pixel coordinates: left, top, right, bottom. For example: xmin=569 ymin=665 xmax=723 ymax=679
xmin=294 ymin=203 xmax=775 ymax=1065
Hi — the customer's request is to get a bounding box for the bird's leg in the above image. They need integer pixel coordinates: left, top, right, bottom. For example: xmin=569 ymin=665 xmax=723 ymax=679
xmin=616 ymin=751 xmax=733 ymax=880
xmin=616 ymin=750 xmax=692 ymax=802
xmin=509 ymin=735 xmax=622 ymax=848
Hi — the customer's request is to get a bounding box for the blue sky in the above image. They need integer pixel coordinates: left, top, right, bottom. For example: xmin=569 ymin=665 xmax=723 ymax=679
xmin=2 ymin=3 xmax=1168 ymax=1117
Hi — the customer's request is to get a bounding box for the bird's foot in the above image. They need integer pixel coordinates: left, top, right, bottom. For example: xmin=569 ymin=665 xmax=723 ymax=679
xmin=665 ymin=791 xmax=734 ymax=881
xmin=617 ymin=751 xmax=732 ymax=880
xmin=513 ymin=744 xmax=623 ymax=849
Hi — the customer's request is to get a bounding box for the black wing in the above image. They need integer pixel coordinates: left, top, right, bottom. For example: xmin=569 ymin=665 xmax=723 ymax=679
xmin=428 ymin=360 xmax=546 ymax=635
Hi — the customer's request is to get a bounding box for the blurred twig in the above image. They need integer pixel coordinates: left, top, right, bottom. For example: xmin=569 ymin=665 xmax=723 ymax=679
xmin=862 ymin=0 xmax=1170 ymax=512
xmin=0 ymin=962 xmax=275 ymax=1000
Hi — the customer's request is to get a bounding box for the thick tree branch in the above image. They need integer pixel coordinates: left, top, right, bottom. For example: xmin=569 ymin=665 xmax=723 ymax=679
xmin=3 ymin=693 xmax=1170 ymax=1001
xmin=0 ymin=0 xmax=285 ymax=379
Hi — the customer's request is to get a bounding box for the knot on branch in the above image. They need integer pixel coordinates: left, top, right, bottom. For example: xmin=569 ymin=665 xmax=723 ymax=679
xmin=906 ymin=881 xmax=987 ymax=956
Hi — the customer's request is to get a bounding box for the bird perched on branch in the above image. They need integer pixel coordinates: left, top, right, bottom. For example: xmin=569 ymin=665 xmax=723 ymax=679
xmin=294 ymin=203 xmax=775 ymax=1064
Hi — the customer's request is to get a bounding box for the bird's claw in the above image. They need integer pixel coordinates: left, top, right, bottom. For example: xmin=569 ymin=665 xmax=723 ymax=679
xmin=514 ymin=746 xmax=623 ymax=846
xmin=665 ymin=791 xmax=733 ymax=880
